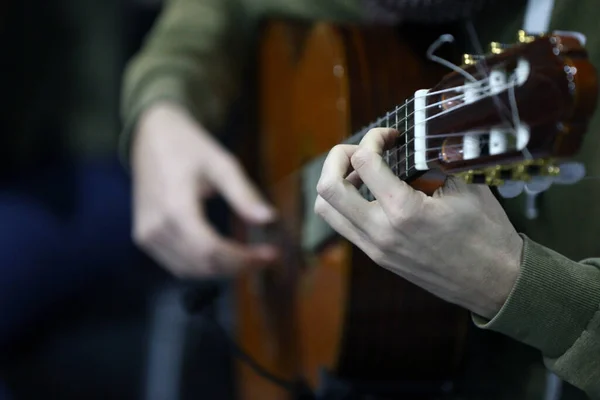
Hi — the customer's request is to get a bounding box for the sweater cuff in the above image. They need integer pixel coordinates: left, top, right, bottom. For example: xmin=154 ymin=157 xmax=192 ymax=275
xmin=473 ymin=234 xmax=600 ymax=358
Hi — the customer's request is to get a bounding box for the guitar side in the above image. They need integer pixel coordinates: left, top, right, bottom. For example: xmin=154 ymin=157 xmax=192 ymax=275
xmin=234 ymin=20 xmax=470 ymax=399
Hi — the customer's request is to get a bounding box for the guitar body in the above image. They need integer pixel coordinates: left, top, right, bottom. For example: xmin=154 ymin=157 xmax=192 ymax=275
xmin=235 ymin=21 xmax=471 ymax=399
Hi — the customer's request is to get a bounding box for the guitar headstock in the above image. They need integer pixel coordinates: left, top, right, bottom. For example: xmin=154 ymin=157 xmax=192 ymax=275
xmin=421 ymin=30 xmax=598 ymax=185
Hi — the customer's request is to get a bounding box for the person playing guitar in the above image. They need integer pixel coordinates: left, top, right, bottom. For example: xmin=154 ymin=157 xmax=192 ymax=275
xmin=123 ymin=0 xmax=600 ymax=398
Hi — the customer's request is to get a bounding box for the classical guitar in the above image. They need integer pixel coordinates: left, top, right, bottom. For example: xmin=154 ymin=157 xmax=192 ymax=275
xmin=233 ymin=21 xmax=598 ymax=400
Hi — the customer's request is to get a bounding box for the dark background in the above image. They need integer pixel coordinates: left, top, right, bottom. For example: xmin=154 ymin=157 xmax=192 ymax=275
xmin=0 ymin=1 xmax=233 ymax=399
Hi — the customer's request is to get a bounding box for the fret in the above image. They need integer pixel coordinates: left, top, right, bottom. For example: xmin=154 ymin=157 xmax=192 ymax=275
xmin=404 ymin=98 xmax=409 ymax=181
xmin=347 ymin=96 xmax=420 ymax=201
xmin=383 ymin=111 xmax=391 ymax=168
xmin=392 ymin=105 xmax=400 ymax=178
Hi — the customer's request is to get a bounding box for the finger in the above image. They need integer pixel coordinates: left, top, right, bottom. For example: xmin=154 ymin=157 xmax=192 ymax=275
xmin=345 ymin=170 xmax=363 ymax=189
xmin=317 ymin=144 xmax=372 ymax=226
xmin=182 ymin=220 xmax=280 ymax=276
xmin=206 ymin=239 xmax=280 ymax=276
xmin=360 ymin=127 xmax=400 ymax=150
xmin=172 ymin=184 xmax=279 ymax=276
xmin=206 ymin=152 xmax=276 ymax=224
xmin=314 ymin=195 xmax=368 ymax=248
xmin=134 ymin=218 xmax=194 ymax=276
xmin=351 ymin=128 xmax=424 ymax=216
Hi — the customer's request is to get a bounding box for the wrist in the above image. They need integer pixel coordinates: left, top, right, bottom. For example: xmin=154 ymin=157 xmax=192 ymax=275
xmin=137 ymin=101 xmax=189 ymax=131
xmin=133 ymin=101 xmax=203 ymax=154
xmin=478 ymin=233 xmax=523 ymax=319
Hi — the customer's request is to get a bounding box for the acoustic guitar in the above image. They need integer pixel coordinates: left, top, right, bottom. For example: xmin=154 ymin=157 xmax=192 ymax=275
xmin=233 ymin=21 xmax=598 ymax=400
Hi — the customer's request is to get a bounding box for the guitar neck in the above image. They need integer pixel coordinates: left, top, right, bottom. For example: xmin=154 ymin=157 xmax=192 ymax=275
xmin=342 ymin=93 xmax=428 ymax=201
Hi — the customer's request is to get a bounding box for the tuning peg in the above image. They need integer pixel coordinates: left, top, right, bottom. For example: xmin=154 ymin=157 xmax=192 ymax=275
xmin=497 ymin=180 xmax=525 ymax=198
xmin=457 ymin=170 xmax=473 ymax=183
xmin=463 ymin=54 xmax=476 ymax=66
xmin=554 ymin=162 xmax=586 ymax=185
xmin=531 ymin=159 xmax=561 ymax=177
xmin=517 ymin=30 xmax=538 ymax=43
xmin=462 ymin=53 xmax=486 ymax=66
xmin=544 ymin=164 xmax=561 ymax=176
xmin=484 ymin=166 xmax=504 ymax=185
xmin=512 ymin=164 xmax=532 ymax=182
xmin=489 ymin=42 xmax=507 ymax=54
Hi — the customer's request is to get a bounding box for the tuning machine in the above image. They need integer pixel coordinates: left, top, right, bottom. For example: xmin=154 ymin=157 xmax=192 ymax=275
xmin=455 ymin=166 xmax=506 ymax=186
xmin=489 ymin=42 xmax=509 ymax=54
xmin=488 ymin=30 xmax=545 ymax=55
xmin=462 ymin=53 xmax=485 ymax=66
xmin=511 ymin=159 xmax=561 ymax=181
xmin=530 ymin=159 xmax=561 ymax=177
xmin=455 ymin=159 xmax=560 ymax=186
xmin=517 ymin=30 xmax=539 ymax=43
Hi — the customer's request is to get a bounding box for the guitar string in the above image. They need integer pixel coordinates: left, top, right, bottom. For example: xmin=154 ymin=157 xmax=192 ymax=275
xmin=348 ymin=76 xmax=515 ymax=148
xmin=386 ymin=26 xmax=530 ymax=177
xmin=463 ymin=20 xmax=533 ymax=163
xmin=319 ymin=31 xmax=600 ymax=205
xmin=341 ymin=24 xmax=600 ymax=197
xmin=362 ymin=25 xmax=596 ymax=195
xmin=378 ymin=123 xmax=515 ymax=179
xmin=342 ymin=77 xmax=493 ymax=145
xmin=352 ymin=78 xmax=520 ymax=169
xmin=357 ymin=35 xmax=522 ymax=191
xmin=349 ymin=88 xmax=519 ymax=188
xmin=387 ymin=139 xmax=490 ymax=171
xmin=374 ymin=28 xmax=529 ymax=178
xmin=359 ymin=42 xmax=525 ymax=181
xmin=359 ymin=141 xmax=490 ymax=198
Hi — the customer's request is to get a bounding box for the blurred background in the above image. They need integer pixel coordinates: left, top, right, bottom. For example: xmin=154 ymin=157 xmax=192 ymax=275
xmin=0 ymin=1 xmax=228 ymax=398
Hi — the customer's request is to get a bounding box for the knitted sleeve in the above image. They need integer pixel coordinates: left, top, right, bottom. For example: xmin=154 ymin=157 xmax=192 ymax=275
xmin=362 ymin=0 xmax=494 ymax=23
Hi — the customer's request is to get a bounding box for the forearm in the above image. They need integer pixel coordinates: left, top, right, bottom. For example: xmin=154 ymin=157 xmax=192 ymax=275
xmin=120 ymin=0 xmax=250 ymax=162
xmin=474 ymin=234 xmax=600 ymax=397
xmin=119 ymin=0 xmax=366 ymax=166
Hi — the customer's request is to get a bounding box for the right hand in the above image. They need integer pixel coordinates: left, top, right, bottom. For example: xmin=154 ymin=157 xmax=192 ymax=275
xmin=131 ymin=102 xmax=279 ymax=278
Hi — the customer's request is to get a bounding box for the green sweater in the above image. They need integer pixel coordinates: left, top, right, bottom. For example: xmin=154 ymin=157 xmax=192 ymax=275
xmin=121 ymin=0 xmax=600 ymax=397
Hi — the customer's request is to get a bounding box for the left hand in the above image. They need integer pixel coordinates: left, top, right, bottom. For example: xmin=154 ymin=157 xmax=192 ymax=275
xmin=314 ymin=128 xmax=523 ymax=319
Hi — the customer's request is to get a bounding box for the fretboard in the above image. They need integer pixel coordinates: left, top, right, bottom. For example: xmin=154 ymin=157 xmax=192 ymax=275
xmin=300 ymin=95 xmax=421 ymax=253
xmin=349 ymin=97 xmax=419 ymax=201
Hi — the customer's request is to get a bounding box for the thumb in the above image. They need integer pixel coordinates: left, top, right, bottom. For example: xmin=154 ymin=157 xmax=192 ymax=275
xmin=207 ymin=153 xmax=276 ymax=224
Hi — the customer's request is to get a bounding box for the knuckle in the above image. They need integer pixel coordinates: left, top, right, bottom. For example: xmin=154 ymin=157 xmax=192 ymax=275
xmin=327 ymin=144 xmax=349 ymax=162
xmin=388 ymin=207 xmax=407 ymax=226
xmin=372 ymin=231 xmax=396 ymax=250
xmin=388 ymin=197 xmax=423 ymax=228
xmin=316 ymin=178 xmax=338 ymax=201
xmin=350 ymin=148 xmax=371 ymax=171
xmin=313 ymin=196 xmax=329 ymax=217
xmin=330 ymin=144 xmax=346 ymax=154
xmin=388 ymin=207 xmax=413 ymax=229
xmin=133 ymin=218 xmax=166 ymax=247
